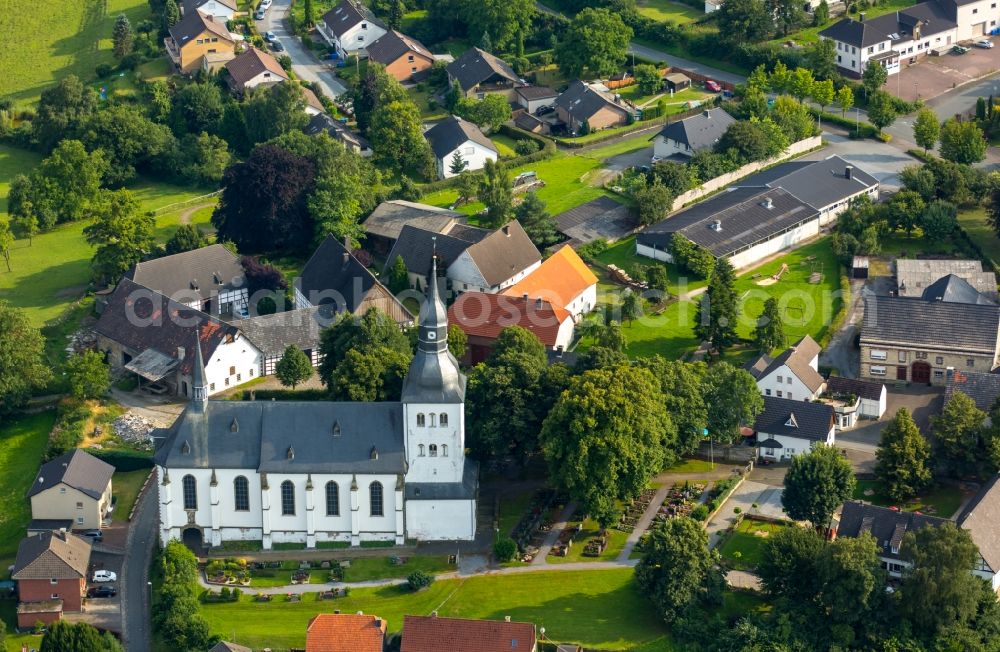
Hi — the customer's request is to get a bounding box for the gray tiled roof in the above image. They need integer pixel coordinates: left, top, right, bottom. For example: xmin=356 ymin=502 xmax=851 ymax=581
xmin=944 ymin=369 xmax=1000 ymax=411
xmin=28 ymin=449 xmax=114 ymax=500
xmin=825 ymin=376 xmax=885 ymax=402
xmin=384 ymin=224 xmax=489 ymax=279
xmin=754 ymin=395 xmax=834 ymax=442
xmin=406 ymin=462 xmax=479 ymax=500
xmin=921 ymin=274 xmax=996 ymax=305
xmin=210 ymin=643 xmax=252 ymax=652
xmin=819 ymin=1 xmax=956 ymax=48
xmin=515 ymin=86 xmax=558 ymax=101
xmin=837 ymin=501 xmax=947 ymax=560
xmin=365 ymin=29 xmax=433 ymax=66
xmin=737 ymin=156 xmax=879 ymax=212
xmin=320 ymin=0 xmax=385 ymax=39
xmin=896 ymin=259 xmax=997 ymax=299
xmin=169 ymin=9 xmax=232 ymax=46
xmin=744 ymin=354 xmax=772 ymax=380
xmin=424 ymin=115 xmax=497 ymax=160
xmin=363 ymin=200 xmax=462 ymax=242
xmin=12 ymin=531 xmax=91 ymax=580
xmin=461 ymin=220 xmax=541 ymax=288
xmin=155 ymin=400 xmax=405 ymax=474
xmin=860 ymin=295 xmax=1000 ymax=355
xmin=298 ymin=235 xmax=405 ymax=316
xmin=305 ymin=113 xmax=370 ymax=152
xmin=235 ymin=306 xmax=333 ymax=358
xmin=756 ymin=336 xmax=825 ymax=393
xmin=445 ymin=47 xmax=519 ymax=92
xmin=654 ymin=108 xmax=735 ymax=152
xmin=958 ymin=475 xmax=1000 ymax=572
xmin=126 ymin=244 xmax=245 ymax=303
xmin=554 ymin=81 xmax=629 ymax=124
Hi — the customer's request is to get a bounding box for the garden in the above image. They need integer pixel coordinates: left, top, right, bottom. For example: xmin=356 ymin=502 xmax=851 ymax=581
xmin=508 ymin=488 xmax=564 ymax=563
xmin=718 ymin=518 xmax=791 ymax=571
xmin=852 ymin=478 xmax=966 ymax=518
xmin=547 ymin=508 xmax=629 ymax=563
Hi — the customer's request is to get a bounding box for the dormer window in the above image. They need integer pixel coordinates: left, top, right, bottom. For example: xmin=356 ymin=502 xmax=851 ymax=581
xmin=785 ymin=414 xmax=799 ymax=428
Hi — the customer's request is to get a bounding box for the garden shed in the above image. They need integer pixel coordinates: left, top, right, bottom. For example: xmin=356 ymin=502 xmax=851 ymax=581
xmin=665 ymin=72 xmax=691 ymax=92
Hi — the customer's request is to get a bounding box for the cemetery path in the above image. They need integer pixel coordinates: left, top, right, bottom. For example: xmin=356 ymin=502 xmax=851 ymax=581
xmin=530 ymin=501 xmax=579 ymax=566
xmin=617 ymin=484 xmax=672 ymax=562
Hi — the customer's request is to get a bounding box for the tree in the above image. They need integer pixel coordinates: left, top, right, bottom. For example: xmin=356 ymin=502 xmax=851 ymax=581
xmin=407 ymin=569 xmax=434 ymax=591
xmin=171 ymin=131 xmax=231 ymax=185
xmin=781 ymin=445 xmax=855 ymax=529
xmin=448 ymin=324 xmax=467 ymax=360
xmin=717 ymin=0 xmax=772 ymax=45
xmin=162 ymin=0 xmax=180 ymax=31
xmin=867 ymin=90 xmax=897 ymax=135
xmin=0 ymin=221 xmax=11 ymax=272
xmin=756 ymin=526 xmax=824 ymax=601
xmin=318 ymin=308 xmax=412 ymax=402
xmin=836 ymin=84 xmax=854 ymax=118
xmin=240 ymin=255 xmax=288 ymax=297
xmin=461 ymin=0 xmax=534 ymax=53
xmin=885 ymin=189 xmax=925 ymax=235
xmin=704 ymin=362 xmax=763 ymax=444
xmin=939 ymin=117 xmax=987 ymax=164
xmin=771 ymin=96 xmax=815 ymax=142
xmin=163 ymin=224 xmax=208 ymax=256
xmin=621 ymin=290 xmax=640 ymax=325
xmin=646 ymin=265 xmax=669 ymax=296
xmin=493 ymin=536 xmax=517 ymax=562
xmin=921 ymin=199 xmax=957 ymax=241
xmin=13 ymin=140 xmax=107 ymax=230
xmin=875 ymin=408 xmax=932 ymax=501
xmin=11 ymin=207 xmax=39 ymax=246
xmin=112 ymin=13 xmax=134 ymax=58
xmin=772 ymin=0 xmax=805 ymax=36
xmin=41 ymin=622 xmax=121 ymax=652
xmin=861 ymin=61 xmax=888 ymax=98
xmin=0 ymin=301 xmax=51 ymax=413
xmin=478 ymin=159 xmax=513 ymax=228
xmin=66 ymin=350 xmax=110 ymax=399
xmin=812 ymin=533 xmax=887 ymax=644
xmin=457 ymin=170 xmax=478 ymax=205
xmin=82 ymin=103 xmax=175 ymax=185
xmin=637 ymin=357 xmax=708 ymax=454
xmin=540 ymin=365 xmax=675 ymax=527
xmin=242 ymin=82 xmax=309 ymax=146
xmin=303 ymin=0 xmax=316 ymax=27
xmin=813 ymin=0 xmax=829 ymax=26
xmin=695 ymin=257 xmax=738 ymax=351
xmin=32 ymin=75 xmax=97 ymax=152
xmin=369 ymin=99 xmax=434 ymax=177
xmin=449 ymin=150 xmax=467 ymax=176
xmin=633 ymin=176 xmax=673 ymax=226
xmin=170 ymin=82 xmax=225 ymax=136
xmin=634 ymin=64 xmax=662 ymax=95
xmin=555 ymin=8 xmax=632 ymax=79
xmin=275 ymin=346 xmax=313 ymax=389
xmin=811 ymin=78 xmax=835 ymax=115
xmin=635 ymin=518 xmax=725 ymax=625
xmin=789 ymin=67 xmax=815 ymax=102
xmin=932 ymin=390 xmax=987 ymax=478
xmin=84 ymin=190 xmax=156 ymax=284
xmin=454 ymin=94 xmax=512 ymax=133
xmin=385 ymin=0 xmax=404 ymax=29
xmin=913 ymin=107 xmax=941 ymax=153
xmin=753 ymin=297 xmax=785 ymax=353
xmin=514 ymin=192 xmax=559 ymax=248
xmin=387 ymin=255 xmax=410 ymax=294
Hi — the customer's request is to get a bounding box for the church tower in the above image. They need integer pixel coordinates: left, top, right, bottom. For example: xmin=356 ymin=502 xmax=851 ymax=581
xmin=402 ymin=254 xmax=466 ymax=484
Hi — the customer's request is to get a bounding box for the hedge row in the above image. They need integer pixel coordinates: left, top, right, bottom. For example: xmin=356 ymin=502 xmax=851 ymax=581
xmin=229 ymin=388 xmax=329 ymax=401
xmin=92 ymin=449 xmax=154 ymax=471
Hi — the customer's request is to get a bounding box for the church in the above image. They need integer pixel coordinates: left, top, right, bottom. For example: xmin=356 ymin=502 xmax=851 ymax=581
xmin=153 ymin=260 xmax=478 ymax=549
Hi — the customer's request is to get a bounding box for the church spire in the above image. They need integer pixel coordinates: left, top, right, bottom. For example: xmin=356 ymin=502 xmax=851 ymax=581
xmin=417 ymin=247 xmax=449 ymax=355
xmin=191 ymin=330 xmax=207 ymax=412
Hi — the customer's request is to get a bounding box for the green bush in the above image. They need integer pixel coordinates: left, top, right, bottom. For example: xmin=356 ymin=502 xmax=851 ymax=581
xmin=96 ymin=63 xmax=114 ymax=78
xmin=407 ymin=570 xmax=434 ymax=591
xmin=691 ymin=505 xmax=710 ymax=521
xmin=91 ymin=449 xmax=154 ymax=471
xmin=577 ymin=238 xmax=610 ymax=262
xmin=493 ymin=536 xmax=519 ymax=563
xmin=514 ymin=139 xmax=541 ymax=156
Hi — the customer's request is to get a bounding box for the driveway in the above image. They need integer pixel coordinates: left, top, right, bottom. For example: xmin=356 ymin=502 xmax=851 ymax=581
xmin=883 ymin=44 xmax=1000 ymax=104
xmin=802 ymin=129 xmax=916 ymax=191
xmin=64 ymin=552 xmax=124 ymax=634
xmin=836 ymin=385 xmax=945 ymax=452
xmin=259 ymin=0 xmax=348 ymax=98
xmin=706 ymin=480 xmax=787 ymax=548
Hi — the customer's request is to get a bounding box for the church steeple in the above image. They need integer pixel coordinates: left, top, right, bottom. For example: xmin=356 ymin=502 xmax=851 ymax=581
xmin=417 ymin=253 xmax=449 ymax=355
xmin=191 ymin=330 xmax=207 ymax=412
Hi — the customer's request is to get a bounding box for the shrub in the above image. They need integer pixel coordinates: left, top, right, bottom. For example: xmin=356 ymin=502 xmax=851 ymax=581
xmin=119 ymin=53 xmax=142 ymax=71
xmin=493 ymin=536 xmax=518 ymax=563
xmin=577 ymin=238 xmax=610 ymax=261
xmin=407 ymin=570 xmax=434 ymax=591
xmin=691 ymin=505 xmax=710 ymax=521
xmin=96 ymin=64 xmax=114 ymax=78
xmin=514 ymin=139 xmax=541 ymax=156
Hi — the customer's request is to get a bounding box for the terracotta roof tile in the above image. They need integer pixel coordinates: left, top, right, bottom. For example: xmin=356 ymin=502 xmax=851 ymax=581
xmin=448 ymin=292 xmax=570 ymax=348
xmin=305 ymin=613 xmax=386 ymax=652
xmin=401 ymin=615 xmax=536 ymax=652
xmin=503 ymin=246 xmax=596 ymax=313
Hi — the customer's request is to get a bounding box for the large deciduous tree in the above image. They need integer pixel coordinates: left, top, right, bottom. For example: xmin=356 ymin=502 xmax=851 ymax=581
xmin=462 ymin=0 xmax=534 ymax=53
xmin=541 ymin=365 xmax=675 ymax=526
xmin=939 ymin=117 xmax=987 ymax=165
xmin=875 ymin=408 xmax=932 ymax=501
xmin=637 ymin=357 xmax=708 ymax=455
xmin=369 ymin=99 xmax=434 ymax=178
xmin=695 ymin=257 xmax=738 ymax=351
xmin=66 ymin=350 xmax=111 ymax=399
xmin=41 ymin=621 xmax=124 ymax=652
xmin=170 ymin=82 xmax=225 ymax=136
xmin=921 ymin=199 xmax=958 ymax=241
xmin=756 ymin=526 xmax=824 ymax=601
xmin=84 ymin=189 xmax=155 ymax=284
xmin=704 ymin=362 xmax=763 ymax=444
xmin=9 ymin=140 xmax=107 ymax=230
xmin=717 ymin=0 xmax=771 ymax=45
xmin=82 ymin=103 xmax=175 ymax=186
xmin=932 ymin=390 xmax=988 ymax=478
xmin=0 ymin=301 xmax=51 ymax=413
xmin=478 ymin=159 xmax=513 ymax=228
xmin=782 ymin=445 xmax=855 ymax=529
xmin=555 ymin=8 xmax=632 ymax=79
xmin=861 ymin=61 xmax=888 ymax=97
xmin=318 ymin=308 xmax=412 ymax=402
xmin=275 ymin=345 xmax=313 ymax=389
xmin=867 ymin=90 xmax=897 ymax=135
xmin=241 ymin=82 xmax=309 ymax=147
xmin=32 ymin=75 xmax=96 ymax=152
xmin=633 ymin=176 xmax=673 ymax=226
xmin=913 ymin=107 xmax=940 ymax=153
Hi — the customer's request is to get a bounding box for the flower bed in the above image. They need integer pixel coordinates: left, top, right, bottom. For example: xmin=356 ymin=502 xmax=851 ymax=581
xmin=205 ymin=558 xmax=251 ymax=586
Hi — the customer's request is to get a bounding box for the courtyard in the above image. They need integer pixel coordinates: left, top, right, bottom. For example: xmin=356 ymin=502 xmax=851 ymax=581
xmin=882 ymin=43 xmax=1000 ymax=104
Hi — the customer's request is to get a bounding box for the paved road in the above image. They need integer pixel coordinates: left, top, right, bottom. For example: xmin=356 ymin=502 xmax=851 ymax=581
xmin=260 ymin=0 xmax=347 ymax=98
xmin=121 ymin=477 xmax=158 ymax=652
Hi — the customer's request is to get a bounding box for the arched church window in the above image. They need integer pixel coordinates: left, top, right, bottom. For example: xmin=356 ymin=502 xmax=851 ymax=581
xmin=281 ymin=480 xmax=295 ymax=515
xmin=429 ymin=444 xmax=438 ymax=457
xmin=370 ymin=482 xmax=384 ymax=517
xmin=182 ymin=475 xmax=197 ymax=510
xmin=440 ymin=413 xmax=448 ymax=427
xmin=233 ymin=476 xmax=249 ymax=511
xmin=442 ymin=444 xmax=449 ymax=457
xmin=429 ymin=413 xmax=437 ymax=427
xmin=325 ymin=482 xmax=340 ymax=516
xmin=418 ymin=444 xmax=425 ymax=456
xmin=416 ymin=413 xmax=425 ymax=427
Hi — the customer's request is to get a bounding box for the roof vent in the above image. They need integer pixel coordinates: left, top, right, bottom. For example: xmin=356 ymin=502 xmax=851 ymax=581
xmin=190 ymin=279 xmax=199 ymax=290
xmin=181 ymin=440 xmax=191 ymax=455
xmin=762 ymin=197 xmax=774 ymax=210
xmin=287 ymin=446 xmax=295 ymax=460
xmin=505 ymin=616 xmax=512 ymax=622
xmin=710 ymin=220 xmax=722 ymax=232
xmin=333 ymin=421 xmax=342 ymax=437
xmin=213 ymin=272 xmax=221 ymax=284
xmin=230 ymin=418 xmax=239 ymax=433
xmin=703 ymin=109 xmax=711 ymax=118
xmin=370 ymin=446 xmax=379 ymax=460
xmin=845 ymin=165 xmax=853 ymax=180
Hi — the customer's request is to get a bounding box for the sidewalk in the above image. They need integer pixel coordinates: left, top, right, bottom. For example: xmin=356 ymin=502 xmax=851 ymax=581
xmin=531 ymin=501 xmax=578 ymax=566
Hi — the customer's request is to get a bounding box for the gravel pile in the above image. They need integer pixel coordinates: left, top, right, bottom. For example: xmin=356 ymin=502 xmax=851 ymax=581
xmin=113 ymin=412 xmax=158 ymax=445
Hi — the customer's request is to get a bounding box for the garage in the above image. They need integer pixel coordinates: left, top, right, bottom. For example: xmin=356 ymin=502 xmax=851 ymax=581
xmin=973 ymin=21 xmax=987 ymax=36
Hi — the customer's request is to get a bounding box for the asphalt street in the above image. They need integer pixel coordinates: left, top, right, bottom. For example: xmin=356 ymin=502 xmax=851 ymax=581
xmin=259 ymin=0 xmax=348 ymax=98
xmin=121 ymin=477 xmax=157 ymax=652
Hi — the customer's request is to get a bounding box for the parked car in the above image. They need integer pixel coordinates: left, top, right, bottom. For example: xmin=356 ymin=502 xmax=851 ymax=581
xmin=264 ymin=31 xmax=277 ymax=42
xmin=535 ymin=105 xmax=554 ymax=116
xmin=80 ymin=529 xmax=103 ymax=542
xmin=953 ymin=45 xmax=971 ymax=54
xmin=87 ymin=585 xmax=117 ymax=598
xmin=975 ymin=39 xmax=994 ymax=48
xmin=704 ymin=80 xmax=722 ymax=92
xmin=270 ymin=40 xmax=285 ymax=52
xmin=258 ymin=0 xmax=272 ymax=9
xmin=254 ymin=8 xmax=265 ymax=19
xmin=91 ymin=570 xmax=117 ymax=583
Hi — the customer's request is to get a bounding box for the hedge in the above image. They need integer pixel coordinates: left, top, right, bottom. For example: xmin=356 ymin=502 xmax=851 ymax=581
xmin=92 ymin=449 xmax=154 ymax=471
xmin=907 ymin=148 xmax=936 ymax=163
xmin=809 ymin=108 xmax=878 ymax=139
xmin=229 ymin=388 xmax=329 ymax=401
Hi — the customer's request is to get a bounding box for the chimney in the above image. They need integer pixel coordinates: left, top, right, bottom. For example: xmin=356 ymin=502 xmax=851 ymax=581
xmin=845 ymin=165 xmax=853 ymax=180
xmin=710 ymin=220 xmax=722 ymax=232
xmin=375 ymin=618 xmax=382 ymax=628
xmin=505 ymin=616 xmax=512 ymax=622
xmin=502 ymin=225 xmax=511 ymax=236
xmin=522 ymin=293 xmax=529 ymax=301
xmin=703 ymin=109 xmax=711 ymax=118
xmin=432 ymin=611 xmax=439 ymax=617
xmin=860 ymin=11 xmax=866 ymax=21
xmin=762 ymin=197 xmax=774 ymax=209
xmin=535 ymin=297 xmax=543 ymax=309
xmin=177 ymin=346 xmax=186 ymax=361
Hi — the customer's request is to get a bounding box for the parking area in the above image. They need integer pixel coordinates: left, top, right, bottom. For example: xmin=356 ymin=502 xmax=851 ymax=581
xmin=64 ymin=551 xmax=124 ymax=633
xmin=884 ymin=43 xmax=1000 ymax=103
xmin=837 ymin=385 xmax=944 ymax=452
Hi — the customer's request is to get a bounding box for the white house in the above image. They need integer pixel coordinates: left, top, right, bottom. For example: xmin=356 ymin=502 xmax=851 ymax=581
xmin=183 ymin=0 xmax=237 ymax=21
xmin=514 ymin=86 xmax=559 ymax=114
xmin=745 ymin=335 xmax=826 ymax=401
xmin=425 ymin=116 xmax=498 ymax=179
xmin=316 ymin=0 xmax=387 ymax=59
xmin=125 ymin=244 xmax=249 ymax=317
xmin=154 ymin=261 xmax=478 ymax=549
xmin=958 ymin=475 xmax=1000 ymax=591
xmin=754 ymin=396 xmax=836 ymax=461
xmin=503 ymin=245 xmax=598 ymax=320
xmin=651 ymin=108 xmax=735 ymax=160
xmin=823 ymin=376 xmax=888 ymax=429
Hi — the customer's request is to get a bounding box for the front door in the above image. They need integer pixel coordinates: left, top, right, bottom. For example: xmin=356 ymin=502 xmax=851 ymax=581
xmin=912 ymin=361 xmax=931 ymax=384
xmin=896 ymin=365 xmax=908 ymax=381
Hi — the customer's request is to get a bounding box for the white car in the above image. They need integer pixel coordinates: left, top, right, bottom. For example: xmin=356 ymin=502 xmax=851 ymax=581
xmin=91 ymin=570 xmax=117 ymax=583
xmin=258 ymin=0 xmax=272 ymax=9
xmin=975 ymin=39 xmax=994 ymax=48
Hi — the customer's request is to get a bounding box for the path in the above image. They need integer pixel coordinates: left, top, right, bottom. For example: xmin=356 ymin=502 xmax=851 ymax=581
xmin=109 ymin=387 xmax=185 ymax=425
xmin=531 ymin=501 xmax=578 ymax=565
xmin=262 ymin=0 xmax=347 ymax=98
xmin=121 ymin=476 xmax=158 ymax=652
xmin=177 ymin=202 xmax=216 ymax=226
xmin=617 ymin=484 xmax=671 ymax=562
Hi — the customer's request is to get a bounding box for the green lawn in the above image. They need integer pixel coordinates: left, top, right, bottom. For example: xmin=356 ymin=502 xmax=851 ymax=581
xmin=0 ymin=412 xmax=56 ymax=572
xmin=958 ymin=208 xmax=1000 ymax=267
xmin=579 ymin=134 xmax=654 ymax=160
xmin=617 ymin=86 xmax=713 ymax=109
xmin=879 ymin=231 xmax=961 ymax=258
xmin=498 ymin=488 xmax=541 ymax=537
xmin=593 ymin=236 xmax=707 ymax=296
xmin=0 ymin=600 xmax=44 ymax=652
xmin=636 ymin=0 xmax=702 ymax=23
xmin=491 ymin=134 xmax=520 ymax=158
xmin=200 ymin=569 xmax=669 ymax=650
xmin=718 ymin=519 xmax=791 ymax=570
xmin=341 ymin=555 xmax=455 ymax=582
xmin=612 ymin=300 xmax=702 ymax=358
xmin=666 ymin=458 xmax=717 ymax=474
xmin=548 ymin=519 xmax=629 ymax=563
xmin=852 ymin=479 xmax=966 ymax=519
xmin=0 ymin=0 xmax=154 ymax=105
xmin=112 ymin=469 xmax=151 ymax=521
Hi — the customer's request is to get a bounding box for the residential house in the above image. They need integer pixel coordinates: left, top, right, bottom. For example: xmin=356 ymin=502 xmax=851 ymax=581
xmin=735 ymin=156 xmax=881 ymax=226
xmin=295 ymin=234 xmax=413 ymax=325
xmin=957 ymin=474 xmax=1000 ymax=591
xmin=944 ymin=367 xmax=1000 ymax=411
xmin=515 ymin=86 xmax=559 ymax=114
xmin=386 ymin=221 xmax=541 ymax=294
xmin=305 ymin=613 xmax=387 ymax=652
xmin=166 ymin=10 xmax=236 ymax=74
xmin=425 ymin=115 xmax=498 ymax=179
xmin=28 ymin=450 xmax=114 ymax=531
xmin=125 ymin=243 xmax=249 ymax=317
xmin=225 ymin=47 xmax=289 ymax=94
xmin=306 ymin=113 xmax=372 ymax=157
xmin=636 ymin=187 xmax=820 ymax=271
xmin=503 ymin=245 xmax=598 ymax=319
xmin=94 ymin=278 xmax=263 ymax=396
xmin=236 ymin=305 xmax=333 ymax=375
xmin=745 ymin=335 xmax=826 ymax=401
xmin=362 ymin=200 xmax=464 ymax=253
xmin=11 ymin=531 xmax=91 ymax=629
xmin=554 ymin=81 xmax=633 ymax=133
xmin=895 ymin=259 xmax=998 ymax=300
xmin=182 ymin=0 xmax=236 ymax=20
xmin=823 ymin=376 xmax=888 ymax=429
xmin=154 ymin=266 xmax=479 ymax=549
xmin=819 ymin=2 xmax=959 ymax=78
xmin=651 ymin=108 xmax=735 ymax=160
xmin=366 ymin=30 xmax=435 ymax=82
xmin=301 ymin=86 xmax=325 ymax=116
xmin=449 ymin=293 xmax=576 ymax=363
xmin=401 ymin=615 xmax=537 ymax=652
xmin=446 ymin=47 xmax=521 ymax=100
xmin=859 ymin=294 xmax=1000 ymax=385
xmin=316 ymin=0 xmax=387 ymax=59
xmin=754 ymin=395 xmax=836 ymax=461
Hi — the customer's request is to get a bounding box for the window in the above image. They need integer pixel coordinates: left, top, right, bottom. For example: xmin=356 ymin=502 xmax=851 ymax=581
xmin=442 ymin=444 xmax=448 ymax=457
xmin=765 ymin=389 xmax=772 ymax=395
xmin=230 ymin=366 xmax=236 ymax=375
xmin=838 ymin=55 xmax=842 ymax=63
xmin=211 ymin=37 xmax=218 ymax=42
xmin=871 ymin=365 xmax=887 ymax=376
xmin=898 ymin=351 xmax=907 ymax=363
xmin=429 ymin=413 xmax=437 ymax=427
xmin=183 ymin=475 xmax=197 ymax=510
xmin=225 ymin=377 xmax=230 ymax=386
xmin=777 ymin=390 xmax=783 ymax=397
xmin=77 ymin=516 xmax=84 ymax=524
xmin=210 ymin=383 xmax=215 ymax=391
xmin=326 ymin=482 xmax=340 ymax=516
xmin=358 ymin=35 xmax=364 ymax=41
xmin=416 ymin=413 xmax=425 ymax=427
xmin=361 ymin=22 xmax=368 ymax=28
xmin=974 ymin=7 xmax=979 ymax=12
xmin=787 ymin=393 xmax=793 ymax=400
xmin=51 ymin=593 xmax=59 ymax=599
xmin=968 ymin=359 xmax=976 ymax=367
xmin=411 ymin=67 xmax=417 ymax=73
xmin=868 ymin=46 xmax=874 ymax=53
xmin=370 ymin=481 xmax=384 ymax=517
xmin=237 ymin=374 xmax=241 ymax=382
xmin=787 ymin=377 xmax=792 ymax=384
xmin=851 ymin=46 xmax=856 ymax=54
xmin=934 ymin=370 xmax=944 ymax=379
xmin=870 ymin=350 xmax=888 ymax=361
xmin=281 ymin=480 xmax=295 ymax=515
xmin=440 ymin=413 xmax=448 ymax=427
xmin=429 ymin=444 xmax=438 ymax=457
xmin=936 ymin=356 xmax=944 ymax=365
xmin=76 ymin=502 xmax=83 ymax=509
xmin=879 ymin=43 xmax=885 ymax=51
xmin=407 ymin=54 xmax=414 ymax=62
xmin=249 ymin=368 xmax=254 ymax=377
xmin=418 ymin=444 xmax=425 ymax=456
xmin=464 ymin=146 xmax=475 ymax=155
xmin=197 ymin=38 xmax=204 ymax=44
xmin=234 ymin=476 xmax=250 ymax=511
xmin=777 ymin=375 xmax=783 ymax=383
xmin=50 ymin=579 xmax=58 ymax=585
xmin=59 ymin=487 xmax=66 ymax=494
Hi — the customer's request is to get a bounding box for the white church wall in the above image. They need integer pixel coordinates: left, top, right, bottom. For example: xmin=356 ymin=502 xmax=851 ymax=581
xmin=404 ymin=403 xmax=466 ymax=484
xmin=406 ymin=500 xmax=475 ymax=540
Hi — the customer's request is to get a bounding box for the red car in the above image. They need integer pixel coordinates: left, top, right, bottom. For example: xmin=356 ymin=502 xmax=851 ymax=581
xmin=705 ymin=80 xmax=722 ymax=92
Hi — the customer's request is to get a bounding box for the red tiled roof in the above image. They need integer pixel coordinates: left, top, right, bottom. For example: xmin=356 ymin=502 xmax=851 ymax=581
xmin=305 ymin=614 xmax=386 ymax=652
xmin=401 ymin=615 xmax=536 ymax=652
xmin=447 ymin=292 xmax=571 ymax=348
